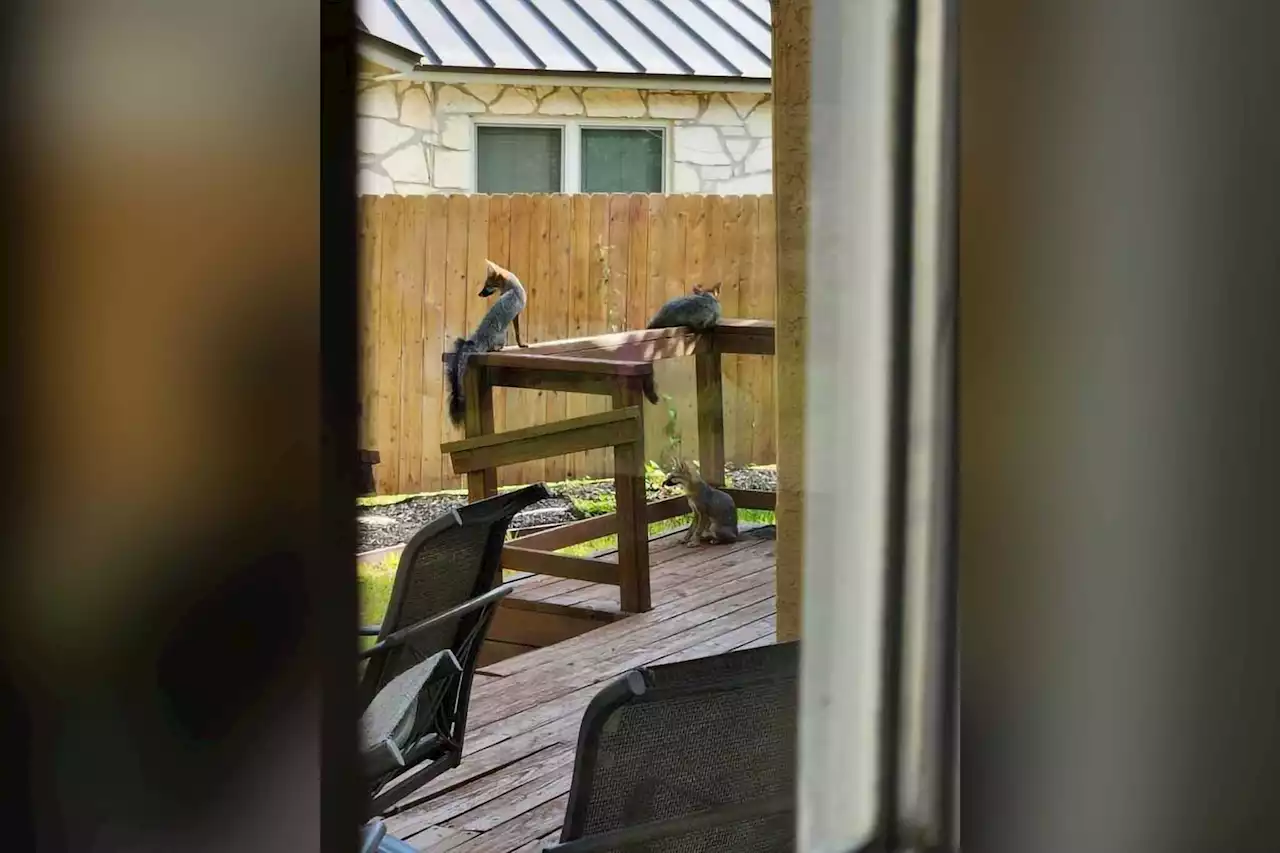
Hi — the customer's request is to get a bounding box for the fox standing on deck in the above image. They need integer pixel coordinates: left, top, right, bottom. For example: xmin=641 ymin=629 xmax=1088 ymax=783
xmin=447 ymin=260 xmax=528 ymax=426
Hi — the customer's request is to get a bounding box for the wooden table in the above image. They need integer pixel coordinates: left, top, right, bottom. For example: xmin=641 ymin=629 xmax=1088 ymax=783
xmin=441 ymin=319 xmax=776 ymax=614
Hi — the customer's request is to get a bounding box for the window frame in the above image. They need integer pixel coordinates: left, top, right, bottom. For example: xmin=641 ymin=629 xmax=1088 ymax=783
xmin=471 ymin=116 xmax=670 ymax=194
xmin=577 ymin=122 xmax=669 ymax=194
xmin=472 ymin=120 xmax=568 ymax=194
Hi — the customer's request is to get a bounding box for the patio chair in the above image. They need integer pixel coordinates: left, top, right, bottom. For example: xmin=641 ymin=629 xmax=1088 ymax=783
xmin=360 ymin=482 xmax=551 ymax=816
xmin=544 ymin=641 xmax=799 ymax=853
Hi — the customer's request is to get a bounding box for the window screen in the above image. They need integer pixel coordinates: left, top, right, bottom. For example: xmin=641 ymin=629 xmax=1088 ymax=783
xmin=476 ymin=126 xmax=563 ymax=193
xmin=581 ymin=128 xmax=664 ymax=193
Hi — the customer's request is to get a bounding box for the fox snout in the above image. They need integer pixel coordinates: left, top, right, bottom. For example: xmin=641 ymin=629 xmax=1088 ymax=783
xmin=662 ymin=474 xmax=680 ymax=487
xmin=478 ymin=286 xmax=497 ymax=297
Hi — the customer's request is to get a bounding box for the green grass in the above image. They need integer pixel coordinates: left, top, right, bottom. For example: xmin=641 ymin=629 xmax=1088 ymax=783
xmin=555 ymin=507 xmax=776 ymax=557
xmin=567 ymin=494 xmax=618 ymax=517
xmin=557 ymin=516 xmax=694 ymax=557
xmin=357 ymin=551 xmax=399 ymax=649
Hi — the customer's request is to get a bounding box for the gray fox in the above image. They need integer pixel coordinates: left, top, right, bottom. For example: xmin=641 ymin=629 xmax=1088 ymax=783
xmin=447 ymin=260 xmax=528 ymax=425
xmin=646 ymin=283 xmax=722 ymax=331
xmin=664 ymin=458 xmax=739 ymax=546
xmin=640 ymin=283 xmax=720 ymax=406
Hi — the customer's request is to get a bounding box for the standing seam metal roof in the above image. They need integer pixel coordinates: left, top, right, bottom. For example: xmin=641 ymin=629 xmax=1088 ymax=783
xmin=358 ymin=0 xmax=772 ymax=79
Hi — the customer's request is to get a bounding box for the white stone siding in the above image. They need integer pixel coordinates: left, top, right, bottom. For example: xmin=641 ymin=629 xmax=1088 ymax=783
xmin=356 ymin=75 xmax=773 ymax=196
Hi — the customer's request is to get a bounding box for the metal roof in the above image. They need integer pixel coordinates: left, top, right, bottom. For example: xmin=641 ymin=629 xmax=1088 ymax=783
xmin=357 ymin=0 xmax=772 ymax=80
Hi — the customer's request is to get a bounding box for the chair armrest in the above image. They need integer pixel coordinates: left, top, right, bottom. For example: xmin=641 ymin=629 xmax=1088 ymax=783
xmin=359 ymin=584 xmax=513 ymax=660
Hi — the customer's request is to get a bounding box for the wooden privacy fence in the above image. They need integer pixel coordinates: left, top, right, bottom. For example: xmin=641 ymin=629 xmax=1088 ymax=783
xmin=360 ymin=192 xmax=777 ymax=496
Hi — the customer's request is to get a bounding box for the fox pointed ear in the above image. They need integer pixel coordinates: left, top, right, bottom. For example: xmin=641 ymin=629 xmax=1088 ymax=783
xmin=711 ymin=282 xmax=723 ymax=295
xmin=485 ymin=259 xmax=498 ymax=275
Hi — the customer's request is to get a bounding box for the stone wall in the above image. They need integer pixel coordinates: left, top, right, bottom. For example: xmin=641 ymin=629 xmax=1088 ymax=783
xmin=356 ymin=73 xmax=773 ymax=196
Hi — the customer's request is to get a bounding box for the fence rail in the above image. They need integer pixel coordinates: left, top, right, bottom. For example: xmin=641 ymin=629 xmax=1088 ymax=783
xmin=360 ymin=192 xmax=777 ymax=495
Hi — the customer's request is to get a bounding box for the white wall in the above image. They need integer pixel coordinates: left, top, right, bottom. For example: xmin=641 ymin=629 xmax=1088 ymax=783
xmin=356 ymin=72 xmax=773 ymax=196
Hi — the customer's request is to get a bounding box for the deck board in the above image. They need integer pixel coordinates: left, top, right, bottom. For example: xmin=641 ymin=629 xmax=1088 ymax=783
xmin=500 ymin=523 xmax=764 ymax=612
xmin=390 ymin=526 xmax=778 ymax=853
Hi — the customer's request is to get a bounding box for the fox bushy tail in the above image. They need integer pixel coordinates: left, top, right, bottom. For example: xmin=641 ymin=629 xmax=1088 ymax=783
xmin=642 ymin=376 xmax=660 ymax=405
xmin=447 ymin=337 xmax=478 ymax=425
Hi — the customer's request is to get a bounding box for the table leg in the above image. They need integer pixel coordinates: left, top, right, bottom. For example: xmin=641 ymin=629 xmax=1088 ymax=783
xmin=695 ymin=351 xmax=726 ymax=486
xmin=464 ymin=367 xmax=497 ymax=503
xmin=613 ymin=380 xmax=651 ymax=613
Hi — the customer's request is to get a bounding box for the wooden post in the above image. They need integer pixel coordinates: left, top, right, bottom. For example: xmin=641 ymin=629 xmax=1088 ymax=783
xmin=695 ymin=350 xmax=726 ymax=486
xmin=463 ymin=366 xmax=497 ymax=503
xmin=773 ymin=0 xmax=811 ymax=643
xmin=612 ymin=379 xmax=651 ymax=613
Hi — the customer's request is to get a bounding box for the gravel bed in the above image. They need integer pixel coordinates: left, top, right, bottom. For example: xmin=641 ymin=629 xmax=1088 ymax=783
xmin=725 ymin=463 xmax=777 ymax=492
xmin=356 ymin=464 xmax=777 ymax=553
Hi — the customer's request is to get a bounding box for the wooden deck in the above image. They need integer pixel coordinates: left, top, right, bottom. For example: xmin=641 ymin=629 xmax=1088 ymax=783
xmin=381 ymin=524 xmax=779 ymax=853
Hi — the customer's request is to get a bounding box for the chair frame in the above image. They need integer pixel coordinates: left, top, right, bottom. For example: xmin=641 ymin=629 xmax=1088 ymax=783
xmin=360 ymin=483 xmax=550 ymax=816
xmin=545 ymin=642 xmax=799 ymax=852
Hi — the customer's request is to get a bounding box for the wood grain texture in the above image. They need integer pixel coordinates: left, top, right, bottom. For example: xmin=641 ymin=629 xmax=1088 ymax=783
xmin=487 ymin=195 xmax=513 ymax=483
xmin=463 ymin=367 xmax=496 ymax=503
xmin=506 ymin=193 xmax=538 ymax=486
xmin=754 ymin=196 xmax=779 ymax=465
xmin=399 ymin=197 xmax=428 ymax=494
xmin=441 ymin=193 xmax=472 ymax=473
xmin=543 ymin=194 xmax=572 ymax=482
xmin=444 ymin=408 xmax=640 ymax=474
xmin=565 ymin=194 xmax=593 ymax=479
xmin=612 ymin=383 xmax=650 ymax=613
xmin=586 ymin=194 xmax=612 ymax=478
xmin=423 ymin=194 xmax=449 ymax=491
xmin=375 ymin=195 xmax=405 ymax=492
xmin=358 ymin=197 xmax=383 ymax=462
xmin=500 ymin=548 xmax=621 ymax=585
xmin=772 ymin=0 xmax=811 ymax=643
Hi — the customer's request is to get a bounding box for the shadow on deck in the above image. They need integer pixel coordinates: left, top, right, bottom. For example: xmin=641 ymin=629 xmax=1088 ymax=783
xmin=381 ymin=524 xmax=778 ymax=853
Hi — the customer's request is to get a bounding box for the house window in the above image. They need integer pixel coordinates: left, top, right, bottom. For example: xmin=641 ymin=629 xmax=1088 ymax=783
xmin=474 ymin=120 xmax=668 ymax=193
xmin=476 ymin=125 xmax=563 ymax=193
xmin=580 ymin=128 xmax=665 ymax=193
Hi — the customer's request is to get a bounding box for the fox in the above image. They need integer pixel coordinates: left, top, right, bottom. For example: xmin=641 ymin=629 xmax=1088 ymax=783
xmin=646 ymin=283 xmax=723 ymax=331
xmin=640 ymin=283 xmax=720 ymax=407
xmin=664 ymin=458 xmax=739 ymax=546
xmin=447 ymin=260 xmax=528 ymax=426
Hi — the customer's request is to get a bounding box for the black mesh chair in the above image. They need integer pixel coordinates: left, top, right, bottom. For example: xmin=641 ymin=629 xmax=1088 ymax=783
xmin=545 ymin=641 xmax=799 ymax=853
xmin=359 ymin=483 xmax=551 ymax=816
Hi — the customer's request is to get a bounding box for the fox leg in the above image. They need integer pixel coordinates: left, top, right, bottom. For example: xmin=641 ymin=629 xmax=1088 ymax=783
xmin=513 ymin=315 xmax=529 ymax=348
xmin=689 ymin=511 xmax=710 ymax=547
xmin=683 ymin=509 xmax=702 ymax=546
